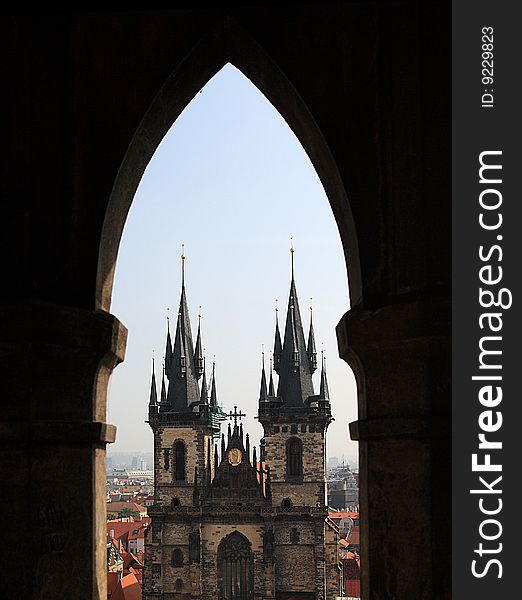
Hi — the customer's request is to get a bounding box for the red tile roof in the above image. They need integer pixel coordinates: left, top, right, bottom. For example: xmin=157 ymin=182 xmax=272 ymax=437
xmin=328 ymin=511 xmax=359 ymax=520
xmin=111 ymin=572 xmax=142 ymax=600
xmin=107 ymin=501 xmax=147 ymax=515
xmin=107 ymin=518 xmax=151 ymax=547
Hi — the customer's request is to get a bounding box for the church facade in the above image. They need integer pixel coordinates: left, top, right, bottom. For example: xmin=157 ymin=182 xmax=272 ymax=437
xmin=143 ymin=251 xmax=339 ymax=600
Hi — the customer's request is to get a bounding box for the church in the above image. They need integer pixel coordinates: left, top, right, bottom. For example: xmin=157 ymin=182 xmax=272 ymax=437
xmin=143 ymin=249 xmax=340 ymax=600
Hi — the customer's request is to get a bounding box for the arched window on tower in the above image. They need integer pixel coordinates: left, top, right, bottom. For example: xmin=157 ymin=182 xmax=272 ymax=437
xmin=286 ymin=437 xmax=303 ymax=479
xmin=173 ymin=441 xmax=186 ymax=481
xmin=171 ymin=548 xmax=184 ymax=567
xmin=217 ymin=532 xmax=253 ymax=600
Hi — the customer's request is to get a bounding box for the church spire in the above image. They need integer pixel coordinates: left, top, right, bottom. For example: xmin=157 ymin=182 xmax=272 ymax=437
xmin=307 ymin=300 xmax=318 ymax=373
xmin=273 ymin=300 xmax=282 ymax=375
xmin=259 ymin=350 xmax=268 ymax=402
xmin=149 ymin=354 xmax=158 ymax=407
xmin=210 ymin=360 xmax=218 ymax=407
xmin=194 ymin=309 xmax=204 ymax=379
xmin=164 ymin=308 xmax=173 ymax=378
xmin=166 ymin=248 xmax=200 ymax=410
xmin=160 ymin=360 xmax=167 ymax=404
xmin=268 ymin=354 xmax=275 ymax=397
xmin=275 ymin=240 xmax=315 ymax=406
xmin=319 ymin=349 xmax=330 ymax=400
xmin=199 ymin=356 xmax=208 ymax=405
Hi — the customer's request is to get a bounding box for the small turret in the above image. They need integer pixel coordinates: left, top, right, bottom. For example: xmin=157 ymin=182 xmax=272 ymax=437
xmin=273 ymin=301 xmax=282 ymax=374
xmin=319 ymin=350 xmax=330 ymax=401
xmin=149 ymin=355 xmax=158 ymax=408
xmin=194 ymin=310 xmax=204 ymax=379
xmin=160 ymin=361 xmax=167 ymax=404
xmin=268 ymin=355 xmax=276 ymax=397
xmin=259 ymin=351 xmax=268 ymax=402
xmin=210 ymin=361 xmax=218 ymax=407
xmin=199 ymin=358 xmax=208 ymax=405
xmin=164 ymin=310 xmax=173 ymax=378
xmin=307 ymin=301 xmax=318 ymax=373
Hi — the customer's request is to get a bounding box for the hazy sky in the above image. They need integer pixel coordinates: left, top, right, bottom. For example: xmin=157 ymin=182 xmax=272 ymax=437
xmin=108 ymin=64 xmax=358 ymax=459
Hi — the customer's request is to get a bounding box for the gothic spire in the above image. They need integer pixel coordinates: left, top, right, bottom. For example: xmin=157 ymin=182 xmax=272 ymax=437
xmin=319 ymin=350 xmax=330 ymax=400
xmin=199 ymin=357 xmax=208 ymax=405
xmin=307 ymin=301 xmax=318 ymax=373
xmin=164 ymin=309 xmax=173 ymax=377
xmin=268 ymin=354 xmax=275 ymax=397
xmin=259 ymin=351 xmax=268 ymax=402
xmin=273 ymin=300 xmax=282 ymax=375
xmin=166 ymin=248 xmax=200 ymax=410
xmin=149 ymin=355 xmax=158 ymax=407
xmin=276 ymin=240 xmax=315 ymax=406
xmin=194 ymin=309 xmax=204 ymax=379
xmin=160 ymin=360 xmax=167 ymax=404
xmin=210 ymin=360 xmax=218 ymax=407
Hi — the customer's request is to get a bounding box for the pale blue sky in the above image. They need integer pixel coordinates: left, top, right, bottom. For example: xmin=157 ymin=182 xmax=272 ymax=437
xmin=108 ymin=64 xmax=358 ymax=459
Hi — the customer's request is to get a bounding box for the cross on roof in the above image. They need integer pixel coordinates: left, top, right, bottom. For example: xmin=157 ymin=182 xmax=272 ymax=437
xmin=228 ymin=406 xmax=246 ymax=426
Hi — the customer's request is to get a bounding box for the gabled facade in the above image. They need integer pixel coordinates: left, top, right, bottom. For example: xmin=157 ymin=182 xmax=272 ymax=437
xmin=143 ymin=251 xmax=339 ymax=600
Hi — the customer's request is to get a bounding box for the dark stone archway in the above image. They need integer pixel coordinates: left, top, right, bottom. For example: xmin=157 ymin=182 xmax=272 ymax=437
xmin=4 ymin=4 xmax=450 ymax=599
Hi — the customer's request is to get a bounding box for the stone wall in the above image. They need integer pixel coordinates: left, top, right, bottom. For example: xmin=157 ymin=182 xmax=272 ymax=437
xmin=262 ymin=428 xmax=326 ymax=507
xmin=153 ymin=425 xmax=214 ymax=505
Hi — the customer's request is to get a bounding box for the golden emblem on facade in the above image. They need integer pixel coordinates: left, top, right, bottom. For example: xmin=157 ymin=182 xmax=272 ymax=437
xmin=228 ymin=448 xmax=242 ymax=467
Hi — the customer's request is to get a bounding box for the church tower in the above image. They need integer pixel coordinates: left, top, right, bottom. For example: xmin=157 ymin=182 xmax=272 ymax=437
xmin=147 ymin=251 xmax=223 ymax=508
xmin=258 ymin=242 xmax=333 ymax=508
xmin=143 ymin=246 xmax=339 ymax=600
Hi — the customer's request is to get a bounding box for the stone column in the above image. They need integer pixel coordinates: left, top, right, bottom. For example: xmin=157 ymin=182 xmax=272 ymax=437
xmin=337 ymin=297 xmax=451 ymax=600
xmin=0 ymin=303 xmax=126 ymax=600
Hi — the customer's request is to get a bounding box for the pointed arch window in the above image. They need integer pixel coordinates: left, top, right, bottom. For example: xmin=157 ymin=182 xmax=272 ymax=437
xmin=218 ymin=532 xmax=253 ymax=600
xmin=171 ymin=548 xmax=184 ymax=567
xmin=286 ymin=437 xmax=303 ymax=479
xmin=174 ymin=441 xmax=186 ymax=481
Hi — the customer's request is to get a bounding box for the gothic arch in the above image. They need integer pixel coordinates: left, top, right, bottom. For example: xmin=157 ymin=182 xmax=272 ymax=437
xmin=173 ymin=439 xmax=186 ymax=481
xmin=217 ymin=532 xmax=253 ymax=600
xmin=171 ymin=548 xmax=184 ymax=567
xmin=285 ymin=437 xmax=303 ymax=479
xmin=96 ymin=17 xmax=361 ymax=314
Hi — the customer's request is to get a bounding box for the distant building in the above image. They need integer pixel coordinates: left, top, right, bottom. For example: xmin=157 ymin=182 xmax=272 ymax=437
xmin=107 ymin=501 xmax=148 ymax=518
xmin=143 ymin=251 xmax=339 ymax=600
xmin=328 ymin=456 xmax=339 ymax=470
xmin=328 ymin=464 xmax=359 ymax=510
xmin=126 ymin=469 xmax=153 ymax=479
xmin=107 ymin=516 xmax=151 ymax=555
